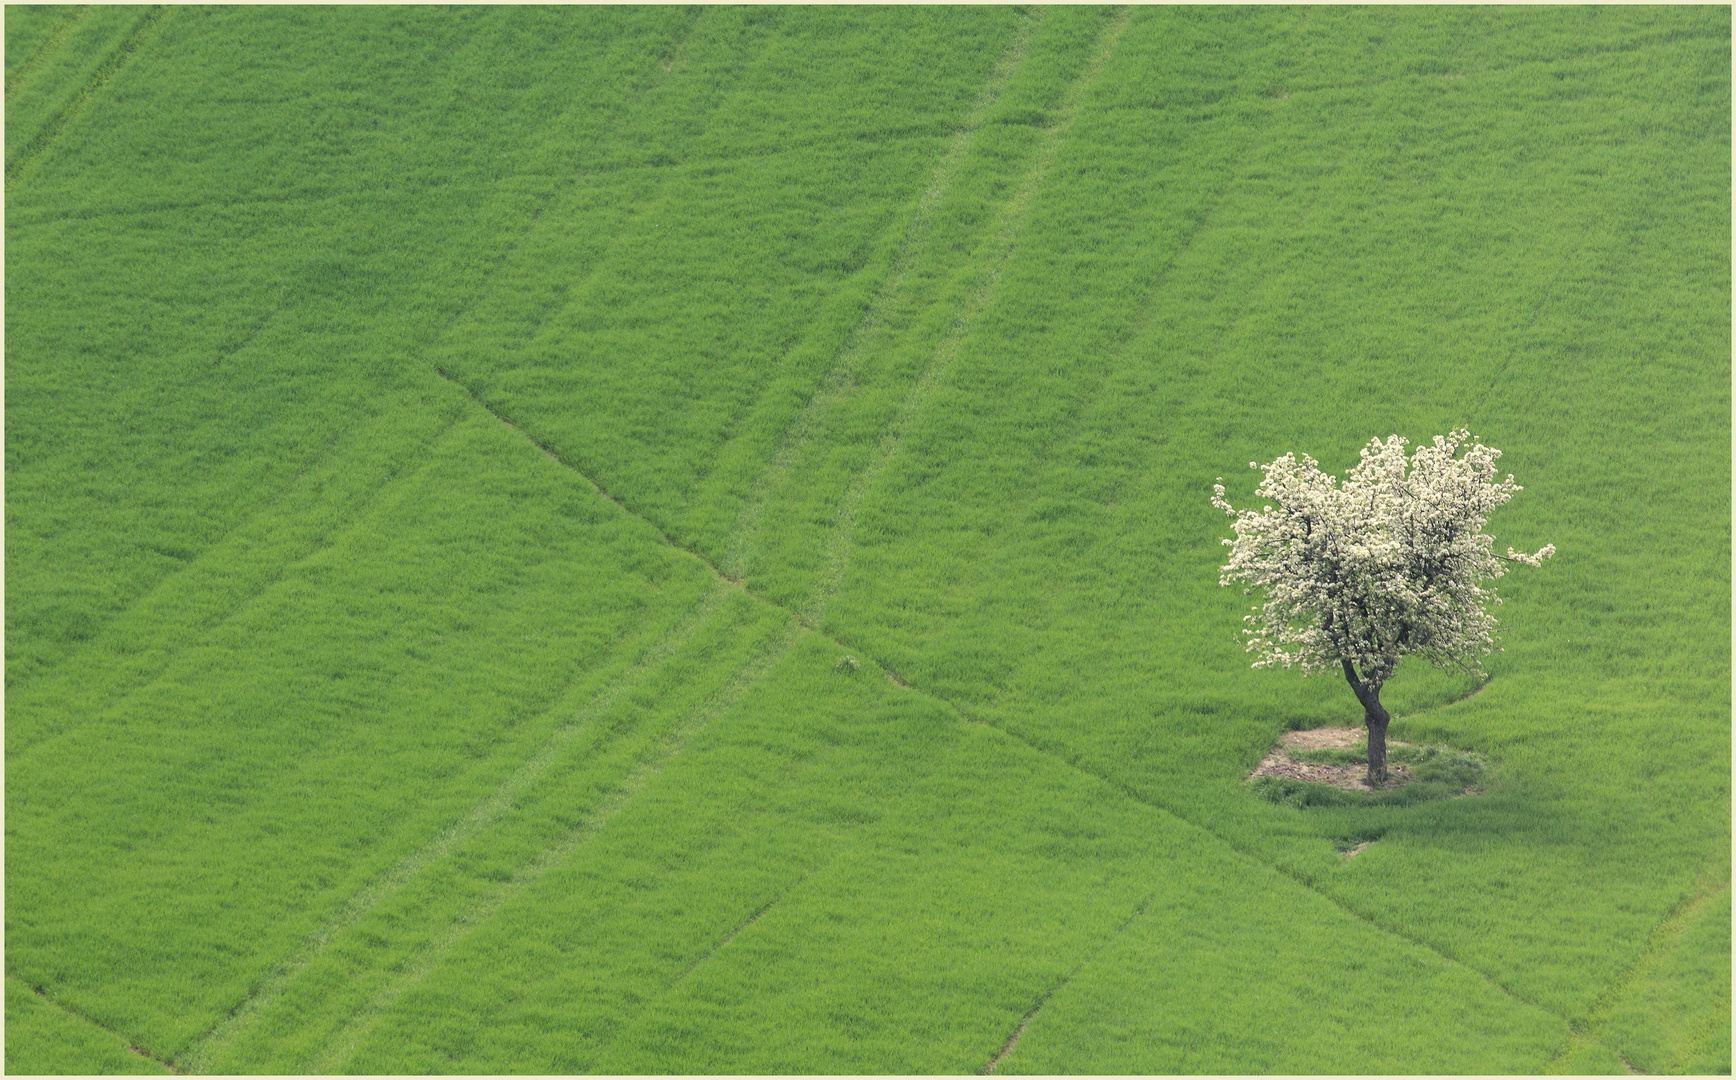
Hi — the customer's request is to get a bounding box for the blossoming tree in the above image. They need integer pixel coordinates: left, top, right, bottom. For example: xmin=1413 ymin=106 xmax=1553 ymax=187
xmin=1211 ymin=429 xmax=1554 ymax=784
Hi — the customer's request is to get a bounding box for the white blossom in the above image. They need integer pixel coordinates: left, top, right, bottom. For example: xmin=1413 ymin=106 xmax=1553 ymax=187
xmin=1211 ymin=429 xmax=1553 ymax=688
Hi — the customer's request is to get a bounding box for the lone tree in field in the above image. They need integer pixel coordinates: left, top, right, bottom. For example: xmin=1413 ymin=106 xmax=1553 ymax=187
xmin=1211 ymin=429 xmax=1553 ymax=785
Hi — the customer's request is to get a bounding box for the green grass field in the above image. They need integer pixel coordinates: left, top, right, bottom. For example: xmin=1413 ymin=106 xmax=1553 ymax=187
xmin=6 ymin=5 xmax=1729 ymax=1073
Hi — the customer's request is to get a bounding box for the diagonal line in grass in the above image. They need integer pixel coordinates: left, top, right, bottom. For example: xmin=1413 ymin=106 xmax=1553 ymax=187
xmin=179 ymin=577 xmax=733 ymax=1073
xmin=982 ymin=891 xmax=1157 ymax=1074
xmin=594 ymin=827 xmax=851 ymax=1059
xmin=10 ymin=975 xmax=181 ymax=1074
xmin=9 ymin=14 xmax=708 ymax=709
xmin=308 ymin=615 xmax=808 ymax=1073
xmin=720 ymin=8 xmax=1044 ymax=582
xmin=4 ymin=5 xmax=91 ymax=104
xmin=1470 ymin=242 xmax=1584 ymax=423
xmin=801 ymin=6 xmax=1133 ymax=630
xmin=1541 ymin=872 xmax=1733 ymax=1071
xmin=5 ymin=406 xmax=466 ymax=766
xmin=434 ymin=366 xmax=741 ymax=584
xmin=424 ymin=147 xmax=1586 ymax=1080
xmin=335 ymin=324 xmax=1570 ymax=1073
xmin=907 ymin=685 xmax=1595 ymax=1047
xmin=6 ymin=4 xmax=166 ymax=182
xmin=666 ymin=885 xmax=789 ymax=992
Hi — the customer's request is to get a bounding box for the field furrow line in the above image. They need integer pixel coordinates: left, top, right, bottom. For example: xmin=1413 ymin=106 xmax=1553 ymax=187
xmin=909 ymin=687 xmax=1588 ymax=1039
xmin=6 ymin=407 xmax=466 ymax=766
xmin=4 ymin=6 xmax=90 ymax=104
xmin=1471 ymin=233 xmax=1586 ymax=421
xmin=13 ymin=977 xmax=180 ymax=1074
xmin=308 ymin=616 xmax=808 ymax=1073
xmin=6 ymin=5 xmax=166 ymax=182
xmin=800 ymin=7 xmax=1132 ymax=628
xmin=429 ymin=244 xmax=1582 ymax=1070
xmin=668 ymin=890 xmax=787 ymax=990
xmin=1543 ymin=873 xmax=1733 ymax=1071
xmin=720 ymin=9 xmax=1043 ymax=582
xmin=3 ymin=410 xmax=357 ymax=704
xmin=179 ymin=580 xmax=731 ymax=1073
xmin=981 ymin=890 xmax=1156 ymax=1074
xmin=433 ymin=366 xmax=737 ymax=578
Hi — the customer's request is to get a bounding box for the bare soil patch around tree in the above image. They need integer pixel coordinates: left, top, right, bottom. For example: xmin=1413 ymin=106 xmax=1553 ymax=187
xmin=1247 ymin=727 xmax=1415 ymax=792
xmin=1246 ymin=727 xmax=1489 ymax=809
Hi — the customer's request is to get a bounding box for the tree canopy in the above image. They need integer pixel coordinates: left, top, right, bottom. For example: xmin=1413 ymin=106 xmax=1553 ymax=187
xmin=1212 ymin=429 xmax=1553 ymax=782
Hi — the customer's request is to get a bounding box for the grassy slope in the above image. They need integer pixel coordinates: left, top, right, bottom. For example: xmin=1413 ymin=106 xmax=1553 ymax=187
xmin=6 ymin=5 xmax=1728 ymax=1074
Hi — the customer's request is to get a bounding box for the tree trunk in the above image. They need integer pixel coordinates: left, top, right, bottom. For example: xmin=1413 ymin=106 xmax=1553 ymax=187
xmin=1340 ymin=659 xmax=1392 ymax=785
xmin=1364 ymin=701 xmax=1390 ymax=786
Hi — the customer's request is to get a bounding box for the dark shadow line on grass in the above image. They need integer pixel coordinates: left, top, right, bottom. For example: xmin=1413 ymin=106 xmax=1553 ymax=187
xmin=6 ymin=5 xmax=166 ymax=183
xmin=16 ymin=977 xmax=180 ymax=1073
xmin=982 ymin=891 xmax=1156 ymax=1074
xmin=4 ymin=5 xmax=90 ymax=104
xmin=1542 ymin=875 xmax=1732 ymax=1073
xmin=433 ymin=365 xmax=743 ymax=586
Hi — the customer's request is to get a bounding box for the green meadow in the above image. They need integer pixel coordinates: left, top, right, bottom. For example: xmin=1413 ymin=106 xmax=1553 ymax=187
xmin=6 ymin=5 xmax=1729 ymax=1074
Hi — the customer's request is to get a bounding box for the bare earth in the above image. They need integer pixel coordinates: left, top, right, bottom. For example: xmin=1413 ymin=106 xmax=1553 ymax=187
xmin=1247 ymin=727 xmax=1414 ymax=792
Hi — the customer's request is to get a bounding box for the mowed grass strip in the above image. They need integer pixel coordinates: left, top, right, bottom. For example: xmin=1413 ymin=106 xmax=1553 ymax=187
xmin=7 ymin=400 xmax=726 ymax=1062
xmin=3 ymin=3 xmax=153 ymax=175
xmin=425 ymin=7 xmax=1029 ymax=562
xmin=307 ymin=638 xmax=1565 ymax=1073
